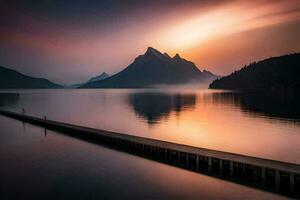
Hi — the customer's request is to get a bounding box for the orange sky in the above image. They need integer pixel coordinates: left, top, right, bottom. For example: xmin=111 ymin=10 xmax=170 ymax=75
xmin=0 ymin=0 xmax=299 ymax=83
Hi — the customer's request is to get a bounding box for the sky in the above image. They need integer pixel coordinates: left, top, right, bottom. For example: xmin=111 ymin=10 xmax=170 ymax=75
xmin=0 ymin=0 xmax=300 ymax=84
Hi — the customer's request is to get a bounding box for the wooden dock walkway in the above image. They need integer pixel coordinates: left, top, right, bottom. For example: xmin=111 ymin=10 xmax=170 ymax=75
xmin=0 ymin=109 xmax=299 ymax=198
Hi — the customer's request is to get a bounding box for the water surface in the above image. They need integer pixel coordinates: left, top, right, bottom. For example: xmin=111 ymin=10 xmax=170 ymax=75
xmin=1 ymin=89 xmax=299 ymax=164
xmin=1 ymin=89 xmax=299 ymax=199
xmin=0 ymin=115 xmax=288 ymax=199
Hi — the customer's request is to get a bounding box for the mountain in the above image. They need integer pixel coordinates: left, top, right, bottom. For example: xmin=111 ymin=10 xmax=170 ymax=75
xmin=87 ymin=72 xmax=110 ymax=83
xmin=0 ymin=66 xmax=62 ymax=89
xmin=209 ymin=53 xmax=300 ymax=90
xmin=80 ymin=47 xmax=218 ymax=88
xmin=67 ymin=72 xmax=110 ymax=88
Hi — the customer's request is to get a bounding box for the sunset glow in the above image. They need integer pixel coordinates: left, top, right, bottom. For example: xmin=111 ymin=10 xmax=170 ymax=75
xmin=159 ymin=1 xmax=300 ymax=50
xmin=0 ymin=0 xmax=299 ymax=83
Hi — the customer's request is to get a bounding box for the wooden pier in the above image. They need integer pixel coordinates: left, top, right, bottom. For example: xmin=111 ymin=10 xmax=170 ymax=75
xmin=0 ymin=109 xmax=299 ymax=198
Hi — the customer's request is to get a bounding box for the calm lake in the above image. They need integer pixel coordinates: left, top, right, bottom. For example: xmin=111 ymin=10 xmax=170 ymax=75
xmin=0 ymin=89 xmax=299 ymax=199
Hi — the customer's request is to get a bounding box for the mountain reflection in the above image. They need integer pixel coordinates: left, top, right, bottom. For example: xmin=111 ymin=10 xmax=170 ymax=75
xmin=0 ymin=93 xmax=19 ymax=107
xmin=129 ymin=92 xmax=196 ymax=125
xmin=211 ymin=91 xmax=300 ymax=121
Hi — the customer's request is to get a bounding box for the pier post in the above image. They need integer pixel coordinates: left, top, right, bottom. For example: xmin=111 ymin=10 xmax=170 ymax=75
xmin=275 ymin=170 xmax=280 ymax=191
xmin=186 ymin=153 xmax=189 ymax=168
xmin=261 ymin=167 xmax=266 ymax=186
xmin=156 ymin=147 xmax=159 ymax=159
xmin=165 ymin=149 xmax=168 ymax=159
xmin=196 ymin=155 xmax=199 ymax=171
xmin=134 ymin=143 xmax=137 ymax=153
xmin=220 ymin=159 xmax=223 ymax=177
xmin=242 ymin=164 xmax=246 ymax=180
xmin=142 ymin=144 xmax=145 ymax=155
xmin=149 ymin=145 xmax=152 ymax=156
xmin=230 ymin=161 xmax=233 ymax=178
xmin=290 ymin=173 xmax=295 ymax=194
xmin=208 ymin=157 xmax=212 ymax=173
xmin=22 ymin=109 xmax=25 ymax=126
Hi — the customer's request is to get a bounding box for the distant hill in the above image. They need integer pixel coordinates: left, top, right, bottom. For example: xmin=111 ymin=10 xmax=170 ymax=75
xmin=209 ymin=53 xmax=300 ymax=90
xmin=0 ymin=66 xmax=62 ymax=89
xmin=87 ymin=72 xmax=109 ymax=83
xmin=81 ymin=47 xmax=218 ymax=88
xmin=67 ymin=72 xmax=110 ymax=88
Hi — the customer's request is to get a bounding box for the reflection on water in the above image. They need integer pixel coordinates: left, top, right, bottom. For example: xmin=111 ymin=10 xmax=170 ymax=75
xmin=0 ymin=93 xmax=19 ymax=107
xmin=0 ymin=89 xmax=299 ymax=164
xmin=129 ymin=92 xmax=196 ymax=124
xmin=211 ymin=91 xmax=300 ymax=121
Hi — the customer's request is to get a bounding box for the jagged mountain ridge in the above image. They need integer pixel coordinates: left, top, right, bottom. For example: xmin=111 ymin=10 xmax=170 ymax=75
xmin=81 ymin=47 xmax=218 ymax=88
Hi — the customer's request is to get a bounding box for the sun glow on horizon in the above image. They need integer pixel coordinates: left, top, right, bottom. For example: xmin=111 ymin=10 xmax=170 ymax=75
xmin=157 ymin=1 xmax=300 ymax=51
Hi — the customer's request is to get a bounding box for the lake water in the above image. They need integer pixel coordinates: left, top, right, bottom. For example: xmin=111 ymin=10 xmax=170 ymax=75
xmin=0 ymin=89 xmax=299 ymax=199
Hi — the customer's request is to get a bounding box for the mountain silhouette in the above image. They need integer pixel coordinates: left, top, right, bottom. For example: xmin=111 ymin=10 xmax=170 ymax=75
xmin=81 ymin=47 xmax=218 ymax=88
xmin=209 ymin=53 xmax=300 ymax=90
xmin=67 ymin=72 xmax=110 ymax=88
xmin=87 ymin=72 xmax=110 ymax=82
xmin=0 ymin=66 xmax=62 ymax=89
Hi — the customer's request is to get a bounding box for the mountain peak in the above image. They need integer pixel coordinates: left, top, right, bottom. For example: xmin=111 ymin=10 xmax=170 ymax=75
xmin=173 ymin=53 xmax=181 ymax=59
xmin=141 ymin=47 xmax=170 ymax=61
xmin=100 ymin=72 xmax=109 ymax=77
xmin=164 ymin=52 xmax=171 ymax=58
xmin=88 ymin=72 xmax=110 ymax=83
xmin=145 ymin=47 xmax=163 ymax=56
